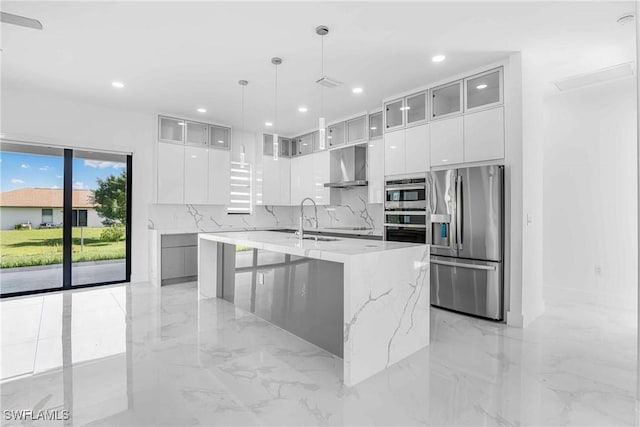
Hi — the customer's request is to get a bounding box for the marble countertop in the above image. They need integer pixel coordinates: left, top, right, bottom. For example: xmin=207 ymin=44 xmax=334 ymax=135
xmin=198 ymin=230 xmax=422 ymax=263
xmin=152 ymin=226 xmax=384 ymax=237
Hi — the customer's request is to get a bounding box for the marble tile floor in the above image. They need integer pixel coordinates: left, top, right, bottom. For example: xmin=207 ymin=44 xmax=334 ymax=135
xmin=0 ymin=281 xmax=637 ymax=426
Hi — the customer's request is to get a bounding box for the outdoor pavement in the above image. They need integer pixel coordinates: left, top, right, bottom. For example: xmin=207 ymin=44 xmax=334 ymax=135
xmin=0 ymin=259 xmax=126 ymax=294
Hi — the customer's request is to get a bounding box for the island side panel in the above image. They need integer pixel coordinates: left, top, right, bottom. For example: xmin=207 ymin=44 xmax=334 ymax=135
xmin=343 ymin=244 xmax=430 ymax=386
xmin=198 ymin=237 xmax=219 ymax=299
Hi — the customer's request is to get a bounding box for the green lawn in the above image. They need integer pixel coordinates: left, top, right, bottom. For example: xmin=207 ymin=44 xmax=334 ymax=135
xmin=0 ymin=228 xmax=125 ymax=269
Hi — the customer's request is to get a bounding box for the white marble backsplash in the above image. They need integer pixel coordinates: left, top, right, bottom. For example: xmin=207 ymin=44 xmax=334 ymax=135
xmin=148 ymin=187 xmax=383 ymax=233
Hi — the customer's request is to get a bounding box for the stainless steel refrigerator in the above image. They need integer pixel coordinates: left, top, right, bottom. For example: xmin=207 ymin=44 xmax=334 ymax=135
xmin=428 ymin=165 xmax=504 ymax=320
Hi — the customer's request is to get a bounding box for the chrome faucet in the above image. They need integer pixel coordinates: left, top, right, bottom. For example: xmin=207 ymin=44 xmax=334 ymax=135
xmin=298 ymin=197 xmax=318 ymax=241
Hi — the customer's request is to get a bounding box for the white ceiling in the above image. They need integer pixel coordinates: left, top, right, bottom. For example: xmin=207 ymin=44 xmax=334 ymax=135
xmin=1 ymin=1 xmax=636 ymax=136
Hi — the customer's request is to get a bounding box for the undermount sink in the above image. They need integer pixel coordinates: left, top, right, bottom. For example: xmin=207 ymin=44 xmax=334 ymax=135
xmin=302 ymin=236 xmax=340 ymax=242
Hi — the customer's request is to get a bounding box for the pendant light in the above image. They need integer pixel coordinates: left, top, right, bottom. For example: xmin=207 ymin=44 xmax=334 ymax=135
xmin=271 ymin=57 xmax=282 ymax=160
xmin=238 ymin=79 xmax=248 ymax=167
xmin=316 ymin=25 xmax=329 ymax=150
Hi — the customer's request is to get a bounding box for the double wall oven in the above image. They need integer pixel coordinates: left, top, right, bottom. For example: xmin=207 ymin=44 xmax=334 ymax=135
xmin=384 ymin=176 xmax=427 ymax=243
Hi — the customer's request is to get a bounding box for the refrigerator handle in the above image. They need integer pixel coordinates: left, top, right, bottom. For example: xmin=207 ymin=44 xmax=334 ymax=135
xmin=456 ymin=175 xmax=463 ymax=250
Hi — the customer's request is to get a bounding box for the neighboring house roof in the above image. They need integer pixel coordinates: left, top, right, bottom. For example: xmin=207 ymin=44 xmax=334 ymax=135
xmin=0 ymin=188 xmax=96 ymax=208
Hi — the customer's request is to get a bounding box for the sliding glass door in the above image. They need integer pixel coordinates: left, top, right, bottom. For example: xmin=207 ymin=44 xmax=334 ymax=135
xmin=0 ymin=144 xmax=65 ymax=294
xmin=71 ymin=150 xmax=129 ymax=286
xmin=0 ymin=142 xmax=132 ymax=297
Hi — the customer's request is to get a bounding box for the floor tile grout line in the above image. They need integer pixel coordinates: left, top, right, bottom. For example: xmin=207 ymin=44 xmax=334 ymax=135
xmin=31 ymin=297 xmax=46 ymax=374
xmin=110 ymin=287 xmax=126 ymax=315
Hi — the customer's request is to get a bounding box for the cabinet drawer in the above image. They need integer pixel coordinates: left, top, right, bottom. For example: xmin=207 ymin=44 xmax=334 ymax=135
xmin=162 ymin=233 xmax=197 ymax=248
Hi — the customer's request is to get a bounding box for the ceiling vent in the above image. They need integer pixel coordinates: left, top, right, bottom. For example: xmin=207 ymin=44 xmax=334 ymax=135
xmin=315 ymin=76 xmax=342 ymax=88
xmin=553 ymin=63 xmax=635 ymax=92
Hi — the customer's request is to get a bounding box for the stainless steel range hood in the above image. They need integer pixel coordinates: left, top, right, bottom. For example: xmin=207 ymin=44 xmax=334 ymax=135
xmin=324 ymin=144 xmax=368 ymax=188
xmin=324 ymin=180 xmax=367 ymax=188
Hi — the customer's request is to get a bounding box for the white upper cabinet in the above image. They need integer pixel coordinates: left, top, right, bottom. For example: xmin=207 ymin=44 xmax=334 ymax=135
xmin=208 ymin=149 xmax=230 ymax=205
xmin=328 ymin=122 xmax=346 ymax=147
xmin=465 ymin=68 xmax=503 ymax=112
xmin=431 ymin=81 xmax=463 ymax=120
xmin=463 ymin=107 xmax=504 ymax=163
xmin=404 ymin=124 xmax=430 ymax=174
xmin=261 ymin=155 xmax=290 ymax=205
xmin=384 ymin=129 xmax=405 ymax=176
xmin=290 ymin=155 xmax=313 ymax=205
xmin=185 ymin=121 xmax=208 ymax=146
xmin=159 ymin=116 xmax=184 ymax=144
xmin=210 ymin=125 xmax=231 ymax=150
xmin=406 ymin=91 xmax=428 ymax=126
xmin=369 ymin=111 xmax=383 ymax=139
xmin=368 ymin=137 xmax=385 ymax=203
xmin=430 ymin=116 xmax=464 ymax=166
xmin=312 ymin=151 xmax=330 ymax=205
xmin=184 ymin=146 xmax=209 ymax=204
xmin=346 ymin=115 xmax=367 ymax=144
xmin=384 ymin=124 xmax=430 ymax=176
xmin=157 ymin=142 xmax=185 ymax=204
xmin=384 ymin=98 xmax=404 ymax=131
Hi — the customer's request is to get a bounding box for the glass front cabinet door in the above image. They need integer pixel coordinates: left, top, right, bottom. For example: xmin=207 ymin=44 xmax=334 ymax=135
xmin=185 ymin=121 xmax=209 ymax=146
xmin=159 ymin=116 xmax=185 ymax=144
xmin=369 ymin=111 xmax=383 ymax=139
xmin=328 ymin=122 xmax=346 ymax=147
xmin=431 ymin=81 xmax=463 ymax=120
xmin=210 ymin=125 xmax=231 ymax=150
xmin=384 ymin=98 xmax=404 ymax=131
xmin=406 ymin=91 xmax=428 ymax=125
xmin=347 ymin=116 xmax=366 ymax=143
xmin=465 ymin=68 xmax=503 ymax=111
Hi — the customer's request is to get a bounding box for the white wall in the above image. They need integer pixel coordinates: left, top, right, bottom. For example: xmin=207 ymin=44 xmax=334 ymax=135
xmin=1 ymin=87 xmax=154 ymax=282
xmin=543 ymin=77 xmax=637 ymax=310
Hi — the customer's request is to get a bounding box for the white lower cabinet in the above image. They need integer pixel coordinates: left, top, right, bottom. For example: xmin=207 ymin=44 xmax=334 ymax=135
xmin=184 ymin=146 xmax=209 ymax=204
xmin=367 ymin=138 xmax=384 ymax=203
xmin=430 ymin=116 xmax=464 ymax=166
xmin=384 ymin=130 xmax=405 ymax=176
xmin=405 ymin=124 xmax=430 ymax=174
xmin=384 ymin=124 xmax=429 ymax=176
xmin=463 ymin=107 xmax=504 ymax=163
xmin=312 ymin=151 xmax=330 ymax=205
xmin=207 ymin=149 xmax=230 ymax=205
xmin=157 ymin=143 xmax=185 ymax=204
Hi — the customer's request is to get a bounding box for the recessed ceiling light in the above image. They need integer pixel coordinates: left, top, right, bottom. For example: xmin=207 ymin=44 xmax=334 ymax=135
xmin=265 ymin=122 xmax=273 ymax=127
xmin=217 ymin=140 xmax=224 ymax=144
xmin=432 ymin=55 xmax=446 ymax=63
xmin=370 ymin=127 xmax=377 ymax=130
xmin=476 ymin=84 xmax=488 ymax=90
xmin=111 ymin=81 xmax=124 ymax=88
xmin=400 ymin=106 xmax=411 ymax=111
xmin=178 ymin=122 xmax=185 ymax=126
xmin=352 ymin=87 xmax=363 ymax=94
xmin=298 ymin=107 xmax=308 ymax=113
xmin=197 ymin=108 xmax=207 ymax=113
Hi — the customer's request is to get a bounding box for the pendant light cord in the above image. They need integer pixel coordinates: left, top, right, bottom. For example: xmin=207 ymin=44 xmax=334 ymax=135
xmin=274 ymin=63 xmax=278 ymax=133
xmin=320 ymin=34 xmax=324 ymax=117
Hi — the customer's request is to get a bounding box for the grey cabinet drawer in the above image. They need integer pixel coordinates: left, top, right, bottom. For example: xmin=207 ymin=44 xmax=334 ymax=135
xmin=162 ymin=233 xmax=197 ymax=248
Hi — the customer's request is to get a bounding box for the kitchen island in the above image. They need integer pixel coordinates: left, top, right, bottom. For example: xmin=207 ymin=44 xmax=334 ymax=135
xmin=198 ymin=230 xmax=429 ymax=386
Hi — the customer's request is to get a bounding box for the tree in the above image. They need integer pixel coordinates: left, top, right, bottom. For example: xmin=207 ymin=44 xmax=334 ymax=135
xmin=91 ymin=170 xmax=127 ymax=225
